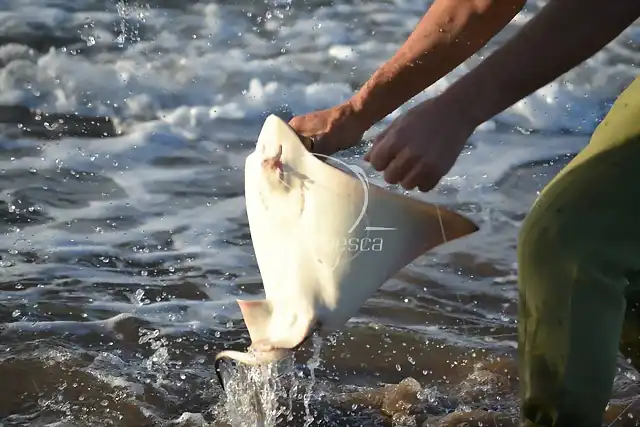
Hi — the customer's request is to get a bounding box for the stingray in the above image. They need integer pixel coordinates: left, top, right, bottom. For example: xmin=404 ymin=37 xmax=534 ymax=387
xmin=215 ymin=115 xmax=479 ymax=388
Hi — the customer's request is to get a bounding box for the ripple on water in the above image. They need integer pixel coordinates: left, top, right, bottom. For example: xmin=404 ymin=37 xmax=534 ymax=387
xmin=0 ymin=0 xmax=639 ymax=425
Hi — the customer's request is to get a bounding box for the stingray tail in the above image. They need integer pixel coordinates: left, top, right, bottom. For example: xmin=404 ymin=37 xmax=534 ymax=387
xmin=214 ymin=298 xmax=314 ymax=390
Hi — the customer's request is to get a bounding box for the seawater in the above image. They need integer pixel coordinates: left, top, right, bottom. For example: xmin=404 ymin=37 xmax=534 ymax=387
xmin=0 ymin=0 xmax=639 ymax=425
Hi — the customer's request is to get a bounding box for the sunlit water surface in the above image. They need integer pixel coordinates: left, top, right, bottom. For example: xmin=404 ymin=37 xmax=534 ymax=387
xmin=0 ymin=0 xmax=640 ymax=425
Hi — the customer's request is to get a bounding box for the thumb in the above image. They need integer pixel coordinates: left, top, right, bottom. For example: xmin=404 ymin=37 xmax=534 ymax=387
xmin=363 ymin=124 xmax=391 ymax=162
xmin=363 ymin=136 xmax=380 ymax=162
xmin=306 ymin=134 xmax=336 ymax=159
xmin=363 ymin=147 xmax=372 ymax=162
xmin=364 ymin=131 xmax=399 ymax=172
xmin=287 ymin=115 xmax=306 ymax=131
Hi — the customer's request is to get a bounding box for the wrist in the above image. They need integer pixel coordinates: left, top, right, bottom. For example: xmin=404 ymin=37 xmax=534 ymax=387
xmin=439 ymin=74 xmax=495 ymax=130
xmin=347 ymin=78 xmax=388 ymax=129
xmin=347 ymin=60 xmax=411 ymax=129
xmin=345 ymin=93 xmax=383 ymax=133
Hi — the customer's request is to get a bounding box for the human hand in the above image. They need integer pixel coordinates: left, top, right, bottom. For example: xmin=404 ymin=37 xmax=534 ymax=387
xmin=363 ymin=95 xmax=479 ymax=192
xmin=288 ymin=101 xmax=370 ymax=157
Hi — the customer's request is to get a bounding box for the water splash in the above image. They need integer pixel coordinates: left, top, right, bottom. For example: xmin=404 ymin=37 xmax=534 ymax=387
xmin=302 ymin=334 xmax=324 ymax=427
xmin=218 ymin=335 xmax=325 ymax=427
xmin=221 ymin=356 xmax=296 ymax=427
xmin=114 ymin=0 xmax=147 ymax=47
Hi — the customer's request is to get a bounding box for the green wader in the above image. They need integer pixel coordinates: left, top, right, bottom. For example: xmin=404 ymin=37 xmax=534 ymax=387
xmin=518 ymin=74 xmax=640 ymax=427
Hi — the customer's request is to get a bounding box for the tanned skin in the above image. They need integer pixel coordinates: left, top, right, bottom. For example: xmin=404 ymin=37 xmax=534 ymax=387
xmin=349 ymin=0 xmax=528 ymax=129
xmin=443 ymin=0 xmax=640 ymax=127
xmin=288 ymin=0 xmax=528 ymax=155
xmin=290 ymin=0 xmax=640 ymax=189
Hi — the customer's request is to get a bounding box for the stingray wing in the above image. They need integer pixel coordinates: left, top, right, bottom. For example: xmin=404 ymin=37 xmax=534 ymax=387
xmin=243 ymin=115 xmax=479 ymax=337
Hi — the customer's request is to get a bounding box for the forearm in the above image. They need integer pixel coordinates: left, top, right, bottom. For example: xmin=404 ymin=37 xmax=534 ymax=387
xmin=444 ymin=0 xmax=640 ymax=127
xmin=349 ymin=0 xmax=526 ymax=127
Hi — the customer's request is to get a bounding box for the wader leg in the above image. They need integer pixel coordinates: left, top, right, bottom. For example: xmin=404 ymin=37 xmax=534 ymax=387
xmin=620 ymin=285 xmax=640 ymax=369
xmin=516 ymin=75 xmax=640 ymax=427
